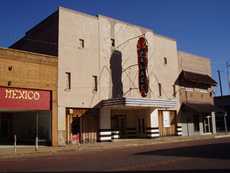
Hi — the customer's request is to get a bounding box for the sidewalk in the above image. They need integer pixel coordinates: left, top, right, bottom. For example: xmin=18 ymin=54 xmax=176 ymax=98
xmin=0 ymin=133 xmax=230 ymax=159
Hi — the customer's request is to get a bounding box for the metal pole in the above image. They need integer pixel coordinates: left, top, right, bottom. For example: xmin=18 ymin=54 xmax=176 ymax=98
xmin=224 ymin=112 xmax=228 ymax=134
xmin=35 ymin=112 xmax=39 ymax=151
xmin=226 ymin=62 xmax=230 ymax=94
xmin=14 ymin=134 xmax=16 ymax=153
xmin=217 ymin=70 xmax=223 ymax=96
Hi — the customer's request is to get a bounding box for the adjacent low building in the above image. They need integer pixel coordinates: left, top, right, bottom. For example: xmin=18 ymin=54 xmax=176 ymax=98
xmin=177 ymin=51 xmax=219 ymax=136
xmin=0 ymin=48 xmax=58 ymax=146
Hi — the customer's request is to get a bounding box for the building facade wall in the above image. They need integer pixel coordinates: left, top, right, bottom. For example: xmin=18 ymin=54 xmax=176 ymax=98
xmin=57 ymin=7 xmax=180 ymax=145
xmin=0 ymin=48 xmax=58 ymax=146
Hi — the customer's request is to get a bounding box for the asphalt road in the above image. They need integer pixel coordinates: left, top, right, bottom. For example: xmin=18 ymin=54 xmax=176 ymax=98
xmin=1 ymin=137 xmax=230 ymax=173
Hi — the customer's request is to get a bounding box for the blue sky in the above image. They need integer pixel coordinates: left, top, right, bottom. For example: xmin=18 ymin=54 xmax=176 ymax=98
xmin=0 ymin=0 xmax=229 ymax=96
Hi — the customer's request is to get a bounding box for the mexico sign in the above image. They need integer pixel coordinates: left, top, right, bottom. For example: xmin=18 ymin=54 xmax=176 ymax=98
xmin=0 ymin=87 xmax=51 ymax=110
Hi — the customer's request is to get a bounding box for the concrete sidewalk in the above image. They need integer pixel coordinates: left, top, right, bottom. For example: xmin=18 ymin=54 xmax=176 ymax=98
xmin=0 ymin=133 xmax=230 ymax=159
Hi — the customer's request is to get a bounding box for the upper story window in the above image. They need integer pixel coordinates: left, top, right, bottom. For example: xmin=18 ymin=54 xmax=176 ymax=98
xmin=173 ymin=85 xmax=176 ymax=97
xmin=92 ymin=75 xmax=98 ymax=92
xmin=158 ymin=83 xmax=162 ymax=97
xmin=65 ymin=72 xmax=71 ymax=90
xmin=111 ymin=38 xmax=115 ymax=47
xmin=79 ymin=39 xmax=85 ymax=48
xmin=163 ymin=57 xmax=167 ymax=65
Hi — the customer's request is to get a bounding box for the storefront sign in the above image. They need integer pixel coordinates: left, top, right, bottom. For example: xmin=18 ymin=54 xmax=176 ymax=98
xmin=0 ymin=87 xmax=51 ymax=110
xmin=137 ymin=37 xmax=149 ymax=97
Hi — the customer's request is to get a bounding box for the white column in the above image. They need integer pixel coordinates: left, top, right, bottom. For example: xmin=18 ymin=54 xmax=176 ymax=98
xmin=58 ymin=106 xmax=66 ymax=146
xmin=99 ymin=107 xmax=112 ymax=142
xmin=211 ymin=112 xmax=216 ymax=134
xmin=147 ymin=109 xmax=160 ymax=138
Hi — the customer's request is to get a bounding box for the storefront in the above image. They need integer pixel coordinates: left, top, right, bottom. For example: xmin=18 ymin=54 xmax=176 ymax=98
xmin=0 ymin=87 xmax=52 ymax=145
xmin=65 ymin=108 xmax=98 ymax=144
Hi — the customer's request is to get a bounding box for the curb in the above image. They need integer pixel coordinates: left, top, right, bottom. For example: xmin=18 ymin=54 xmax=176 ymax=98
xmin=0 ymin=135 xmax=229 ymax=159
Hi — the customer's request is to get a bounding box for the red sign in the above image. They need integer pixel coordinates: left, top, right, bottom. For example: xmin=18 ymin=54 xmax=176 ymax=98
xmin=137 ymin=37 xmax=149 ymax=97
xmin=0 ymin=87 xmax=51 ymax=110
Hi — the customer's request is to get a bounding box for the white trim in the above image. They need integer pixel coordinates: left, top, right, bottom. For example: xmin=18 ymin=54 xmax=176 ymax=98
xmin=112 ymin=135 xmax=120 ymax=139
xmin=177 ymin=132 xmax=182 ymax=135
xmin=100 ymin=136 xmax=112 ymax=141
xmin=185 ymin=87 xmax=193 ymax=92
xmin=147 ymin=129 xmax=160 ymax=133
xmin=99 ymin=131 xmax=112 ymax=135
xmin=112 ymin=131 xmax=119 ymax=134
xmin=148 ymin=133 xmax=160 ymax=137
xmin=102 ymin=97 xmax=176 ymax=108
xmin=177 ymin=128 xmax=182 ymax=131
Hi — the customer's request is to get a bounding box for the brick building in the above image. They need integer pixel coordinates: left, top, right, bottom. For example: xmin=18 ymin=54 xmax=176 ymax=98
xmin=0 ymin=48 xmax=58 ymax=146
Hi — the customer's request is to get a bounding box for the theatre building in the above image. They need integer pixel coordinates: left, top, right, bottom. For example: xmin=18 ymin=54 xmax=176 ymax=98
xmin=10 ymin=7 xmax=216 ymax=145
xmin=0 ymin=48 xmax=58 ymax=146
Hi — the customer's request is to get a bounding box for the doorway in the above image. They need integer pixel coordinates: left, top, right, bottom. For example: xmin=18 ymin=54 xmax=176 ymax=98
xmin=137 ymin=118 xmax=145 ymax=137
xmin=111 ymin=115 xmax=127 ymax=138
xmin=203 ymin=115 xmax=212 ymax=133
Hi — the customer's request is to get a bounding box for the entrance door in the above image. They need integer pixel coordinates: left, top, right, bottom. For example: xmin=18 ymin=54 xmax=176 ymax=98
xmin=71 ymin=117 xmax=81 ymax=144
xmin=137 ymin=118 xmax=145 ymax=137
xmin=118 ymin=115 xmax=126 ymax=137
xmin=203 ymin=116 xmax=212 ymax=133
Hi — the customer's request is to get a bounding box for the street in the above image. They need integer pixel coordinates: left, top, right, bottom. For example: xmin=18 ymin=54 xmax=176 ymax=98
xmin=0 ymin=137 xmax=230 ymax=172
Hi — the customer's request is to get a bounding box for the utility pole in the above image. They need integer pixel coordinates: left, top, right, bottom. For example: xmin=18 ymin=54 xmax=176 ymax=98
xmin=217 ymin=70 xmax=223 ymax=96
xmin=227 ymin=62 xmax=230 ymax=94
xmin=218 ymin=68 xmax=228 ymax=133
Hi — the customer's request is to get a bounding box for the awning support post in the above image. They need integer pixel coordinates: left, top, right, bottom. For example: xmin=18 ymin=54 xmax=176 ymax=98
xmin=14 ymin=134 xmax=17 ymax=153
xmin=35 ymin=112 xmax=39 ymax=151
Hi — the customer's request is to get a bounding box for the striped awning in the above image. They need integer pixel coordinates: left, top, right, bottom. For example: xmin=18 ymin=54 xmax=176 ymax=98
xmin=102 ymin=97 xmax=176 ymax=108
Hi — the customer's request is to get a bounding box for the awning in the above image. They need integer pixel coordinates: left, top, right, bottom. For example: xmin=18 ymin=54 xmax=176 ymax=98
xmin=177 ymin=71 xmax=217 ymax=86
xmin=101 ymin=97 xmax=176 ymax=108
xmin=181 ymin=103 xmax=224 ymax=113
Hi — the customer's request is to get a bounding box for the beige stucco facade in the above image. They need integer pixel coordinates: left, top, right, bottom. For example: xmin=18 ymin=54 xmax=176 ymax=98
xmin=57 ymin=7 xmax=180 ymax=144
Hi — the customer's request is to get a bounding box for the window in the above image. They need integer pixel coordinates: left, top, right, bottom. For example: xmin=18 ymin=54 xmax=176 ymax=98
xmin=93 ymin=75 xmax=98 ymax=92
xmin=158 ymin=83 xmax=162 ymax=96
xmin=163 ymin=57 xmax=167 ymax=65
xmin=79 ymin=39 xmax=85 ymax=48
xmin=173 ymin=85 xmax=176 ymax=97
xmin=111 ymin=38 xmax=115 ymax=47
xmin=65 ymin=72 xmax=71 ymax=90
xmin=163 ymin=111 xmax=170 ymax=127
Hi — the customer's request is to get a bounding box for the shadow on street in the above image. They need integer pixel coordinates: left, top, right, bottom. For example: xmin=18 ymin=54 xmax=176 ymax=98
xmin=134 ymin=141 xmax=230 ymax=160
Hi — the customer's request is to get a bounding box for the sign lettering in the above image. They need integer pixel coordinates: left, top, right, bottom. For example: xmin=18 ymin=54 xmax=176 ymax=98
xmin=0 ymin=87 xmax=50 ymax=110
xmin=137 ymin=37 xmax=149 ymax=97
